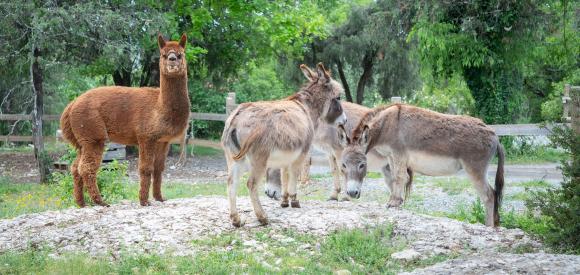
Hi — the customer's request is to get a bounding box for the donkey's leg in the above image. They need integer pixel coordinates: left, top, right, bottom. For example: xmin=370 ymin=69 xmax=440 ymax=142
xmin=78 ymin=142 xmax=108 ymax=206
xmin=227 ymin=158 xmax=245 ymax=227
xmin=328 ymin=155 xmax=341 ymax=201
xmin=265 ymin=168 xmax=282 ymax=200
xmin=71 ymin=149 xmax=85 ymax=207
xmin=387 ymin=160 xmax=409 ymax=208
xmin=138 ymin=141 xmax=156 ymax=206
xmin=464 ymin=164 xmax=496 ymax=227
xmin=289 ymin=154 xmax=307 ymax=208
xmin=152 ymin=142 xmax=170 ymax=202
xmin=280 ymin=167 xmax=290 ymax=208
xmin=298 ymin=155 xmax=311 ymax=185
xmin=247 ymin=161 xmax=269 ymax=225
xmin=381 ymin=164 xmax=395 ymax=194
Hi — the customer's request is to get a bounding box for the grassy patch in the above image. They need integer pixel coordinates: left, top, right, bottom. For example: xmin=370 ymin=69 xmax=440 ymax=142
xmin=513 ymin=180 xmax=551 ymax=188
xmin=169 ymin=144 xmax=222 ymax=157
xmin=0 ymin=176 xmax=238 ymax=219
xmin=501 ymin=146 xmax=566 ymax=164
xmin=430 ymin=177 xmax=473 ymax=196
xmin=0 ymin=224 xmax=452 ymax=274
xmin=445 ymin=199 xmax=552 ymax=239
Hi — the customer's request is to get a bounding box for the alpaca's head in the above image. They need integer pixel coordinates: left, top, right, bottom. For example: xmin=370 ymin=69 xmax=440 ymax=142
xmin=158 ymin=33 xmax=187 ymax=77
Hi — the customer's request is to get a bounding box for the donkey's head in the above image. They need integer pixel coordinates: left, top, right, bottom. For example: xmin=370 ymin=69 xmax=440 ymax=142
xmin=337 ymin=124 xmax=371 ymax=199
xmin=158 ymin=33 xmax=187 ymax=77
xmin=298 ymin=63 xmax=347 ymax=125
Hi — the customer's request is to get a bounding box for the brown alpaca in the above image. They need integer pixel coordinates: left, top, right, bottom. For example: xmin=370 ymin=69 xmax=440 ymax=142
xmin=60 ymin=34 xmax=190 ymax=207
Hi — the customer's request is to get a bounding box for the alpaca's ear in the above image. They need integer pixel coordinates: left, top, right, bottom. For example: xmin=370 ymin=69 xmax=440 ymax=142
xmin=300 ymin=64 xmax=315 ymax=82
xmin=158 ymin=33 xmax=166 ymax=49
xmin=179 ymin=33 xmax=187 ymax=49
xmin=337 ymin=124 xmax=350 ymax=147
xmin=316 ymin=62 xmax=331 ymax=83
xmin=359 ymin=125 xmax=370 ymax=150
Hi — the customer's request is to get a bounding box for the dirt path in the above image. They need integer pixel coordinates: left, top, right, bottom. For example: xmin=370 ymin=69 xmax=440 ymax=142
xmin=0 ymin=197 xmax=578 ymax=273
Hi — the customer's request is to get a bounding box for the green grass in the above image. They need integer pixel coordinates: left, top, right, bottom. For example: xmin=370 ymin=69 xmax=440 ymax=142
xmin=501 ymin=146 xmax=566 ymax=164
xmin=169 ymin=144 xmax=222 ymax=157
xmin=0 ymin=176 xmax=239 ymax=219
xmin=429 ymin=177 xmax=473 ymax=196
xmin=0 ymin=224 xmax=453 ymax=274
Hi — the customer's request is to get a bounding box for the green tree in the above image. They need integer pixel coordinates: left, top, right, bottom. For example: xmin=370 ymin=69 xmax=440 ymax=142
xmin=409 ymin=0 xmax=546 ymax=123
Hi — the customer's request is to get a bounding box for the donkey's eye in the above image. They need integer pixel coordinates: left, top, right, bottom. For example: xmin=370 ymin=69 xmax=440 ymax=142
xmin=335 ymin=95 xmax=341 ymax=101
xmin=342 ymin=163 xmax=347 ymax=169
xmin=358 ymin=163 xmax=366 ymax=170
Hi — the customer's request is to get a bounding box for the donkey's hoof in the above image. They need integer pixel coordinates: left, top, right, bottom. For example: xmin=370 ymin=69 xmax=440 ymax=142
xmin=140 ymin=201 xmax=152 ymax=207
xmin=386 ymin=199 xmax=402 ymax=208
xmin=327 ymin=196 xmax=338 ymax=201
xmin=339 ymin=196 xmax=351 ymax=202
xmin=281 ymin=201 xmax=290 ymax=208
xmin=291 ymin=201 xmax=301 ymax=208
xmin=258 ymin=217 xmax=269 ymax=226
xmin=232 ymin=219 xmax=245 ymax=228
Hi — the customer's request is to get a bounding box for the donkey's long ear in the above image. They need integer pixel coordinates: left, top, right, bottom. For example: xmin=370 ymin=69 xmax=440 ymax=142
xmin=300 ymin=64 xmax=315 ymax=82
xmin=359 ymin=125 xmax=371 ymax=150
xmin=179 ymin=33 xmax=187 ymax=49
xmin=158 ymin=33 xmax=166 ymax=49
xmin=316 ymin=62 xmax=331 ymax=83
xmin=337 ymin=124 xmax=350 ymax=147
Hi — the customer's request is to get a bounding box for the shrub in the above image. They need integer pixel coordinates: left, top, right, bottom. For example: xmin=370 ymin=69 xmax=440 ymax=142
xmin=51 ymin=160 xmax=130 ymax=206
xmin=526 ymin=126 xmax=579 ymax=253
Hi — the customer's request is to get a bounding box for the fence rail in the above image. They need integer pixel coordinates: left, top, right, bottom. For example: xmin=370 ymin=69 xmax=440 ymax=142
xmin=1 ymin=87 xmax=577 ymax=143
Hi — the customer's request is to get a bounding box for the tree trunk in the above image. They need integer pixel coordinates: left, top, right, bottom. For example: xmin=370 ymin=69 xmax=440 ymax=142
xmin=139 ymin=50 xmax=160 ymax=87
xmin=113 ymin=66 xmax=132 ymax=87
xmin=30 ymin=46 xmax=50 ymax=183
xmin=356 ymin=52 xmax=374 ymax=104
xmin=335 ymin=59 xmax=353 ymax=102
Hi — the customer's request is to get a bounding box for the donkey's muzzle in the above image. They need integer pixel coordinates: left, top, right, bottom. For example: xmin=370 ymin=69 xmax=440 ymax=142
xmin=347 ymin=190 xmax=360 ymax=199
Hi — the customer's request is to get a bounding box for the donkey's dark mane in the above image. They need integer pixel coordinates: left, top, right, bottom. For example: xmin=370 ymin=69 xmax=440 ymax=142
xmin=351 ymin=103 xmax=403 ymax=143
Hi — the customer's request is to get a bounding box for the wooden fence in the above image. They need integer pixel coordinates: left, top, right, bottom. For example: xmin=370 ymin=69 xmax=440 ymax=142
xmin=1 ymin=85 xmax=579 ymax=143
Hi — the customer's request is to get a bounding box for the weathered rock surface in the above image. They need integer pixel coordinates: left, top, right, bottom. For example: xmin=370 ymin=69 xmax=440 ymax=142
xmin=0 ymin=197 xmax=577 ymax=274
xmin=402 ymin=252 xmax=580 ymax=275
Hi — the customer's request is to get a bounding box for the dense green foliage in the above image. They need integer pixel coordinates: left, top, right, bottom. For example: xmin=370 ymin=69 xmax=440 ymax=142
xmin=1 ymin=0 xmax=576 ymax=141
xmin=527 ymin=126 xmax=580 ymax=253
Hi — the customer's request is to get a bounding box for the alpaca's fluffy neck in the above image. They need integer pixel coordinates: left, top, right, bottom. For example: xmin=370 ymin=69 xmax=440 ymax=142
xmin=158 ymin=74 xmax=190 ymax=118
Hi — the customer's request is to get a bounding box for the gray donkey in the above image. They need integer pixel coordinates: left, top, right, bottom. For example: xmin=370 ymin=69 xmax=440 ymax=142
xmin=265 ymin=101 xmax=413 ymax=201
xmin=221 ymin=63 xmax=346 ymax=227
xmin=338 ymin=104 xmax=505 ymax=226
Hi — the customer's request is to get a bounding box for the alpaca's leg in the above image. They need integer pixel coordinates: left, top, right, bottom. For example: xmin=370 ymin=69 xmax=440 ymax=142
xmin=78 ymin=142 xmax=107 ymax=206
xmin=247 ymin=162 xmax=268 ymax=225
xmin=288 ymin=154 xmax=307 ymax=208
xmin=152 ymin=142 xmax=170 ymax=202
xmin=71 ymin=149 xmax=85 ymax=207
xmin=138 ymin=141 xmax=156 ymax=206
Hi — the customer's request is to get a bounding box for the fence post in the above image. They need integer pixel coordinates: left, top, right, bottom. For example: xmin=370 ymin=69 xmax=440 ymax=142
xmin=390 ymin=96 xmax=402 ymax=103
xmin=563 ymin=84 xmax=571 ymax=122
xmin=225 ymin=92 xmax=236 ymax=116
xmin=570 ymin=85 xmax=580 ymax=135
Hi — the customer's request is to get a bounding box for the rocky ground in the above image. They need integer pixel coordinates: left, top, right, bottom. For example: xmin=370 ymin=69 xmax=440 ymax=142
xmin=0 ymin=197 xmax=578 ymax=273
xmin=1 ymin=150 xmax=578 ymax=273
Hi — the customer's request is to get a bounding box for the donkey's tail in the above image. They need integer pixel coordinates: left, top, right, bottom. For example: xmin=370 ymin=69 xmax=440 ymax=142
xmin=494 ymin=143 xmax=505 ymax=226
xmin=60 ymin=101 xmax=80 ymax=150
xmin=232 ymin=129 xmax=263 ymax=161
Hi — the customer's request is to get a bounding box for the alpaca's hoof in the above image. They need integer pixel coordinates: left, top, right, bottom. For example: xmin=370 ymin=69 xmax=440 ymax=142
xmin=96 ymin=201 xmax=110 ymax=207
xmin=154 ymin=197 xmax=165 ymax=202
xmin=291 ymin=200 xmax=301 ymax=208
xmin=258 ymin=216 xmax=269 ymax=226
xmin=281 ymin=201 xmax=289 ymax=208
xmin=76 ymin=202 xmax=86 ymax=208
xmin=140 ymin=201 xmax=152 ymax=206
